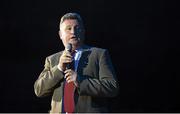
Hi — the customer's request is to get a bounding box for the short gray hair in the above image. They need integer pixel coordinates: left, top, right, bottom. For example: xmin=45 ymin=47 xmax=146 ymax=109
xmin=59 ymin=12 xmax=84 ymax=30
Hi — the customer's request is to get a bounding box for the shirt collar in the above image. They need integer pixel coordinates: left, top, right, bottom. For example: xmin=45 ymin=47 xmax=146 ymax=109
xmin=75 ymin=45 xmax=84 ymax=52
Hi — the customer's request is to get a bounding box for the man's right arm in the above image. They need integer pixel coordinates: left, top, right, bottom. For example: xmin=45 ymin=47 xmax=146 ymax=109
xmin=34 ymin=57 xmax=64 ymax=97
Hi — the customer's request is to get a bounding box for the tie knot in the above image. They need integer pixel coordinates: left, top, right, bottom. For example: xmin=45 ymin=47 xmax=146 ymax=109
xmin=71 ymin=50 xmax=76 ymax=57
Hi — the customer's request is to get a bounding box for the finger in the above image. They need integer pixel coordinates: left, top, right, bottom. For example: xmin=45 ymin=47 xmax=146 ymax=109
xmin=62 ymin=54 xmax=73 ymax=60
xmin=64 ymin=69 xmax=71 ymax=74
xmin=64 ymin=54 xmax=72 ymax=58
xmin=66 ymin=77 xmax=73 ymax=83
xmin=64 ymin=72 xmax=70 ymax=79
xmin=61 ymin=55 xmax=72 ymax=62
xmin=61 ymin=57 xmax=73 ymax=64
xmin=66 ymin=76 xmax=72 ymax=83
xmin=65 ymin=70 xmax=73 ymax=78
xmin=64 ymin=58 xmax=73 ymax=63
xmin=64 ymin=51 xmax=73 ymax=57
xmin=66 ymin=76 xmax=71 ymax=81
xmin=67 ymin=79 xmax=73 ymax=83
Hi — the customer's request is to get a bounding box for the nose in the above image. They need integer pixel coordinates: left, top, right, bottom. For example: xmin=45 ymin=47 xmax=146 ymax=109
xmin=70 ymin=27 xmax=80 ymax=35
xmin=70 ymin=28 xmax=75 ymax=34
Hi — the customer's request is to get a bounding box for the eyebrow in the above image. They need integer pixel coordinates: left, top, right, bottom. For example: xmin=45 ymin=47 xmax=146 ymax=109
xmin=65 ymin=25 xmax=80 ymax=28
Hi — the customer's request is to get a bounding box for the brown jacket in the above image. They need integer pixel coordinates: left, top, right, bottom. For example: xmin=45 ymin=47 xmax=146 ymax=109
xmin=34 ymin=45 xmax=119 ymax=113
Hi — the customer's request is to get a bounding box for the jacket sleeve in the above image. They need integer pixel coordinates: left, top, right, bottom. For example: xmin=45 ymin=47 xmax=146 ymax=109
xmin=34 ymin=57 xmax=64 ymax=97
xmin=77 ymin=49 xmax=119 ymax=97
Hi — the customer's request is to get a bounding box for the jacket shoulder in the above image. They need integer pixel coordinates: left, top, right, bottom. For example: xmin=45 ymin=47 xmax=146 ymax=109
xmin=46 ymin=51 xmax=63 ymax=61
xmin=89 ymin=47 xmax=108 ymax=56
xmin=88 ymin=46 xmax=107 ymax=52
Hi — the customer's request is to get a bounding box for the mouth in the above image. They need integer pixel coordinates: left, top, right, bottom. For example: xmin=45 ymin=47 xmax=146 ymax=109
xmin=69 ymin=36 xmax=78 ymax=43
xmin=71 ymin=36 xmax=76 ymax=39
xmin=70 ymin=36 xmax=78 ymax=40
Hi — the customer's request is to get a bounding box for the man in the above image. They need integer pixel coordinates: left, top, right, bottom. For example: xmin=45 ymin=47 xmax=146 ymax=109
xmin=34 ymin=12 xmax=119 ymax=113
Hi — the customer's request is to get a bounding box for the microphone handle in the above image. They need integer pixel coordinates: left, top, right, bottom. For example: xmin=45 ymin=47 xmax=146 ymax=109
xmin=66 ymin=63 xmax=71 ymax=69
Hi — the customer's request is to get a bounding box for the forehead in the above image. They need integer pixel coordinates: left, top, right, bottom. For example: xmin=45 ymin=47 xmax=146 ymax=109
xmin=61 ymin=19 xmax=80 ymax=27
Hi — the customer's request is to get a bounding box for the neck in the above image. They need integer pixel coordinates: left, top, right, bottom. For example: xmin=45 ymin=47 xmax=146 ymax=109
xmin=72 ymin=43 xmax=84 ymax=51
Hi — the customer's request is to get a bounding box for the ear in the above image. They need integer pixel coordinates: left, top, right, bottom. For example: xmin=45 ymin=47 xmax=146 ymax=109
xmin=58 ymin=31 xmax=62 ymax=40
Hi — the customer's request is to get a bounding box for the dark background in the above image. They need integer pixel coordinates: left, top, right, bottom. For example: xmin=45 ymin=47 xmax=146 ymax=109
xmin=0 ymin=0 xmax=180 ymax=112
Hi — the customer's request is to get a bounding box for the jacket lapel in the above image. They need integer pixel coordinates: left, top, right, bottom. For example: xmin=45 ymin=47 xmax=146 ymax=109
xmin=77 ymin=45 xmax=92 ymax=78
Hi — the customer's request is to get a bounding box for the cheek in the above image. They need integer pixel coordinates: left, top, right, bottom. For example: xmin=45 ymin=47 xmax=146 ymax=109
xmin=62 ymin=31 xmax=69 ymax=37
xmin=61 ymin=33 xmax=69 ymax=43
xmin=61 ymin=32 xmax=67 ymax=39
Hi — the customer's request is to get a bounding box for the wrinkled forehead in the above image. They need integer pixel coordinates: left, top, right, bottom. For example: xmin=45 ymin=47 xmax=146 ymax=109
xmin=60 ymin=13 xmax=82 ymax=24
xmin=62 ymin=19 xmax=79 ymax=25
xmin=60 ymin=19 xmax=83 ymax=30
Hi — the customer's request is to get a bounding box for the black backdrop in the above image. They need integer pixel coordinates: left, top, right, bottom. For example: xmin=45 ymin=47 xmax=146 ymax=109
xmin=0 ymin=0 xmax=180 ymax=112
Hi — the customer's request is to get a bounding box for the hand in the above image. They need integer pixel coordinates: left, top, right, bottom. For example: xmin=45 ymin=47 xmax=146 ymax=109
xmin=64 ymin=69 xmax=77 ymax=83
xmin=59 ymin=50 xmax=73 ymax=71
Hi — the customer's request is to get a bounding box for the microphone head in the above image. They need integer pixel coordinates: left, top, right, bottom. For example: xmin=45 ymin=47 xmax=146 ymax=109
xmin=66 ymin=43 xmax=72 ymax=52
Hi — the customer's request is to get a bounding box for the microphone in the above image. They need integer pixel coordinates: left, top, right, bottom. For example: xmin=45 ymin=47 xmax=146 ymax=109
xmin=66 ymin=43 xmax=72 ymax=69
xmin=66 ymin=43 xmax=72 ymax=53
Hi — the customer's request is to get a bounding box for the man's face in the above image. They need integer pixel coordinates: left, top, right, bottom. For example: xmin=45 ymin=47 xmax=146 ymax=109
xmin=59 ymin=19 xmax=84 ymax=50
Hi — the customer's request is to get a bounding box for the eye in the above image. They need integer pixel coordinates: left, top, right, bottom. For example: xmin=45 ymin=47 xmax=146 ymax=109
xmin=75 ymin=26 xmax=82 ymax=32
xmin=66 ymin=27 xmax=71 ymax=31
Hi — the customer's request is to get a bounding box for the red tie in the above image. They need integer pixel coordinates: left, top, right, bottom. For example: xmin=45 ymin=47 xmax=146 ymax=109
xmin=64 ymin=81 xmax=75 ymax=113
xmin=64 ymin=52 xmax=75 ymax=113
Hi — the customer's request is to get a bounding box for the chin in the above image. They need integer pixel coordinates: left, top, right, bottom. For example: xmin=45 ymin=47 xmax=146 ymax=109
xmin=72 ymin=43 xmax=81 ymax=50
xmin=70 ymin=40 xmax=79 ymax=45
